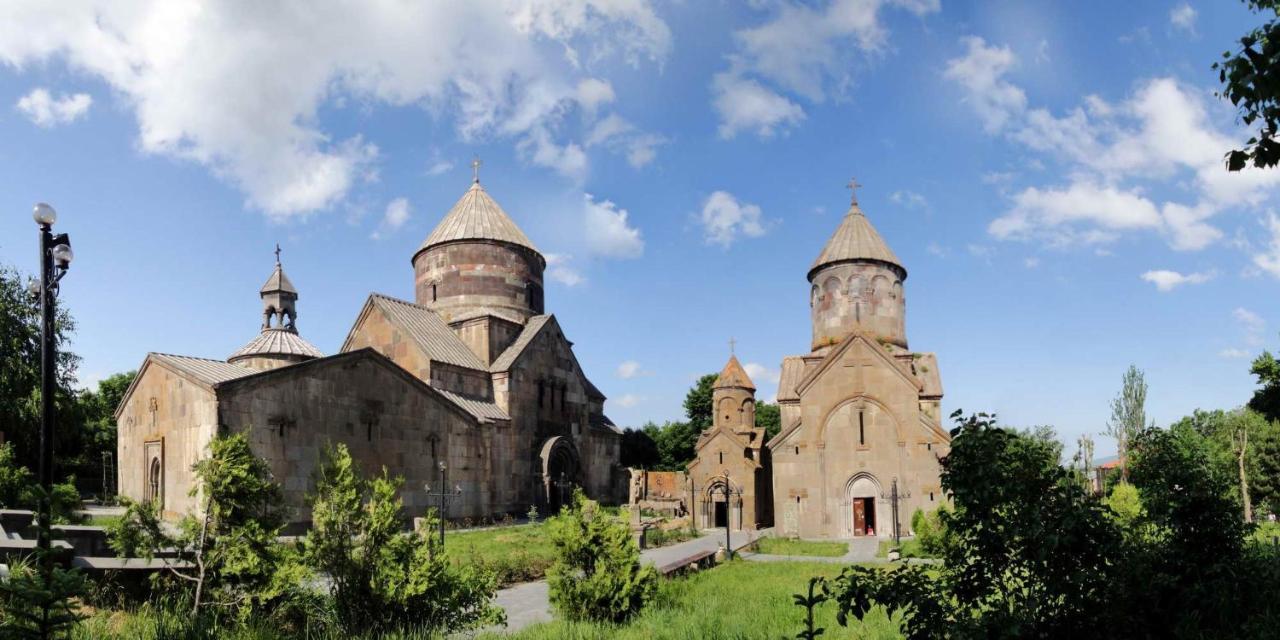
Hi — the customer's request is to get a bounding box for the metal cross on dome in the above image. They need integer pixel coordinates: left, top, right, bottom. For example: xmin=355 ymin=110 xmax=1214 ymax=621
xmin=274 ymin=243 xmax=281 ymax=265
xmin=846 ymin=177 xmax=863 ymax=205
xmin=729 ymin=336 xmax=736 ymax=355
xmin=471 ymin=156 xmax=482 ymax=183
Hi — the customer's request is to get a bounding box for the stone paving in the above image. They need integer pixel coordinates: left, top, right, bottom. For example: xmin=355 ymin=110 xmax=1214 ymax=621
xmin=488 ymin=527 xmax=766 ymax=634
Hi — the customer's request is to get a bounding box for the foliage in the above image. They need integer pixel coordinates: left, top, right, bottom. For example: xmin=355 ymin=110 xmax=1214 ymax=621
xmin=792 ymin=576 xmax=826 ymax=639
xmin=1250 ymin=348 xmax=1280 ymax=421
xmin=908 ymin=506 xmax=949 ymax=557
xmin=302 ymin=444 xmax=502 ymax=635
xmin=0 ymin=551 xmax=87 ymax=640
xmin=636 ymin=374 xmax=780 ymax=470
xmin=682 ymin=374 xmax=718 ymax=431
xmin=0 ymin=442 xmax=35 ymax=508
xmin=1017 ymin=424 xmax=1062 ymax=465
xmin=1102 ymin=481 xmax=1144 ymax=533
xmin=1170 ymin=408 xmax=1278 ymax=518
xmin=545 ymin=490 xmax=658 ymax=623
xmin=1106 ymin=364 xmax=1147 ymax=482
xmin=69 ymin=371 xmax=136 ymax=497
xmin=1216 ymin=1 xmax=1280 ymax=171
xmin=618 ymin=428 xmax=659 ymax=469
xmin=644 ymin=525 xmax=698 ymax=549
xmin=450 ymin=524 xmax=556 ymax=587
xmin=756 ymin=401 xmax=782 ymax=441
xmin=640 ymin=421 xmax=698 ymax=471
xmin=754 ymin=538 xmax=848 ymax=558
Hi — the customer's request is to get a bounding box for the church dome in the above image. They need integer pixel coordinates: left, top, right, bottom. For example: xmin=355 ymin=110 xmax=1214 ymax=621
xmin=228 ymin=328 xmax=323 ymax=367
xmin=228 ymin=247 xmax=323 ymax=371
xmin=809 ymin=186 xmax=908 ymax=351
xmin=412 ymin=170 xmax=546 ymax=324
xmin=714 ymin=355 xmax=756 ymax=391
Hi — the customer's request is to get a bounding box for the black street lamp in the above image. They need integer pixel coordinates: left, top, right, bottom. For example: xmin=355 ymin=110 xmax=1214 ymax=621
xmin=692 ymin=473 xmax=743 ymax=560
xmin=32 ymin=202 xmax=72 ymax=561
xmin=424 ymin=461 xmax=461 ymax=547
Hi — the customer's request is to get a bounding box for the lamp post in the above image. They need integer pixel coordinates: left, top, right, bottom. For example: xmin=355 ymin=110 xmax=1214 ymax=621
xmin=880 ymin=478 xmax=911 ymax=545
xmin=691 ymin=473 xmax=743 ymax=560
xmin=32 ymin=202 xmax=72 ymax=562
xmin=425 ymin=461 xmax=461 ymax=547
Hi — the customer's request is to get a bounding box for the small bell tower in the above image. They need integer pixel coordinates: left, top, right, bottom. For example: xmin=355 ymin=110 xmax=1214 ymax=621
xmin=261 ymin=243 xmax=299 ymax=332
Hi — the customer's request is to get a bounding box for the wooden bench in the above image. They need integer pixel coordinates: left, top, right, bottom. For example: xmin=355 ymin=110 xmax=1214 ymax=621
xmin=656 ymin=548 xmax=717 ymax=576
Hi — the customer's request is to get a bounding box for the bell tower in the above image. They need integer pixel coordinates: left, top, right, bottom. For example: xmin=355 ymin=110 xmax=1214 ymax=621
xmin=228 ymin=245 xmax=322 ymax=370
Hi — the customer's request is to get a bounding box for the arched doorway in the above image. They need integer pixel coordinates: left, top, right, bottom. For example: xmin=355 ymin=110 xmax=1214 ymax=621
xmin=539 ymin=437 xmax=581 ymax=513
xmin=143 ymin=439 xmax=164 ymax=507
xmin=844 ymin=474 xmax=880 ymax=538
xmin=702 ymin=476 xmax=742 ymax=530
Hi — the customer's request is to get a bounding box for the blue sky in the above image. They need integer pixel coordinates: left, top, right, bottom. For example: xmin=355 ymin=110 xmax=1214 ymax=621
xmin=0 ymin=1 xmax=1275 ymax=458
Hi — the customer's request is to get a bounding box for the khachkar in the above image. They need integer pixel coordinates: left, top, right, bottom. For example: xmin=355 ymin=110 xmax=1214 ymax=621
xmin=767 ymin=180 xmax=949 ymax=540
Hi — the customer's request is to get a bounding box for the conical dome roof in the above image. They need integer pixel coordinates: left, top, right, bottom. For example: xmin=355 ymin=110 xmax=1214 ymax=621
xmin=809 ymin=200 xmax=903 ymax=279
xmin=418 ymin=181 xmax=540 ymax=255
xmin=260 ymin=263 xmax=296 ymax=295
xmin=714 ymin=355 xmax=756 ymax=390
xmin=228 ymin=328 xmax=323 ymax=363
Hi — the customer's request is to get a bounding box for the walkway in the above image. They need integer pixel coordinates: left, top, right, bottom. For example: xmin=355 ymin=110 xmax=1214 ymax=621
xmin=742 ymin=536 xmax=880 ymax=564
xmin=490 ymin=527 xmax=766 ymax=634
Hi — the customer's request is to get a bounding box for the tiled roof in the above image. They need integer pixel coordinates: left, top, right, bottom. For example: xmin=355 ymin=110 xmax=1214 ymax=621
xmin=418 ymin=181 xmax=539 ymax=255
xmin=777 ymin=356 xmax=805 ymax=402
xmin=367 ymin=294 xmax=486 ymax=370
xmin=810 ymin=201 xmax=903 ymax=275
xmin=228 ymin=329 xmax=323 ymax=362
xmin=490 ymin=315 xmax=552 ymax=372
xmin=260 ymin=264 xmax=297 ymax=294
xmin=714 ymin=355 xmax=756 ymax=390
xmin=149 ymin=353 xmax=254 ymax=387
xmin=591 ymin=413 xmax=622 ymax=434
xmin=435 ymin=388 xmax=509 ymax=422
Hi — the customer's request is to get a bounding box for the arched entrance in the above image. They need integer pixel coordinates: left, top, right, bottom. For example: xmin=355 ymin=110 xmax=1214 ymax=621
xmin=143 ymin=440 xmax=164 ymax=507
xmin=539 ymin=437 xmax=581 ymax=513
xmin=844 ymin=474 xmax=880 ymax=538
xmin=701 ymin=476 xmax=742 ymax=530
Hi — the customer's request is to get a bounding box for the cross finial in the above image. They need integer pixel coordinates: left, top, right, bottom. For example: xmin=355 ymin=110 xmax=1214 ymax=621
xmin=729 ymin=337 xmax=736 ymax=355
xmin=846 ymin=177 xmax=863 ymax=206
xmin=471 ymin=156 xmax=482 ymax=183
xmin=274 ymin=243 xmax=281 ymax=265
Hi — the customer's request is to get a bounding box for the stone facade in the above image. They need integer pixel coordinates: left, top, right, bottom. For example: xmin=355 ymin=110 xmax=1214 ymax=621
xmin=687 ymin=356 xmax=773 ymax=531
xmin=768 ymin=190 xmax=949 ymax=540
xmin=116 ymin=177 xmax=623 ymax=525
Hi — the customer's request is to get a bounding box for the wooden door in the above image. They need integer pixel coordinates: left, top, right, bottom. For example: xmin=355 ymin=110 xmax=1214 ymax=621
xmin=852 ymin=499 xmax=866 ymax=536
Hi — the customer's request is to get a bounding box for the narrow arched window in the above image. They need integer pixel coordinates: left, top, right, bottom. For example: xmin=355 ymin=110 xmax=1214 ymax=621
xmin=719 ymin=451 xmax=724 ymax=465
xmin=431 ymin=283 xmax=437 ymax=302
xmin=858 ymin=411 xmax=865 ymax=446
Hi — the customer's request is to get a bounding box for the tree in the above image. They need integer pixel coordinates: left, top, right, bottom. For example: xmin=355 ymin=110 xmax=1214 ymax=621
xmin=682 ymin=373 xmax=717 ymax=431
xmin=619 ymin=427 xmax=659 ymax=469
xmin=545 ymin=490 xmax=657 ymax=623
xmin=0 ymin=511 xmax=86 ymax=639
xmin=756 ymin=401 xmax=782 ymax=441
xmin=72 ymin=371 xmax=136 ymax=496
xmin=1073 ymin=433 xmax=1095 ymax=491
xmin=1255 ymin=427 xmax=1280 ymax=515
xmin=1216 ymin=1 xmax=1280 ymax=171
xmin=302 ymin=444 xmax=502 ymax=635
xmin=1248 ymin=349 xmax=1280 ymax=421
xmin=1170 ymin=408 xmax=1274 ymax=522
xmin=1106 ymin=365 xmax=1147 ymax=482
xmin=642 ymin=420 xmax=699 ymax=471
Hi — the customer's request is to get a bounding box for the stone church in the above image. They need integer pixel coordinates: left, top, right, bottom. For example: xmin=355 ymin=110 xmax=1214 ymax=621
xmin=115 ymin=175 xmax=624 ymax=525
xmin=766 ymin=186 xmax=949 ymax=539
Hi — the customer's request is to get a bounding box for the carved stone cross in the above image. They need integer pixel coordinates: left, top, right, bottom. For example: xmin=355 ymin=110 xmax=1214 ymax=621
xmin=843 ymin=346 xmax=875 ymax=391
xmin=846 ymin=177 xmax=863 ymax=206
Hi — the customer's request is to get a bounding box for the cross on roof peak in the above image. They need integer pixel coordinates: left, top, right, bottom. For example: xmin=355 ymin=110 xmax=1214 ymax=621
xmin=729 ymin=336 xmax=736 ymax=355
xmin=471 ymin=156 xmax=482 ymax=183
xmin=846 ymin=177 xmax=863 ymax=206
xmin=274 ymin=243 xmax=281 ymax=266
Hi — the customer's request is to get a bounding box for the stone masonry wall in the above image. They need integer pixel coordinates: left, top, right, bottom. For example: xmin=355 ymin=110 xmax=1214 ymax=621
xmin=414 ymin=241 xmax=544 ymax=324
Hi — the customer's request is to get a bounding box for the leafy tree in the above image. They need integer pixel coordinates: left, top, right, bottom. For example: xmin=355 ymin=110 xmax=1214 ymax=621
xmin=756 ymin=401 xmax=782 ymax=441
xmin=682 ymin=373 xmax=717 ymax=431
xmin=619 ymin=427 xmax=659 ymax=469
xmin=302 ymin=444 xmax=502 ymax=635
xmin=1102 ymin=482 xmax=1144 ymax=534
xmin=71 ymin=371 xmax=136 ymax=496
xmin=1106 ymin=365 xmax=1148 ymax=482
xmin=1248 ymin=349 xmax=1280 ymax=421
xmin=545 ymin=489 xmax=657 ymax=623
xmin=0 ymin=442 xmax=35 ymax=507
xmin=641 ymin=420 xmax=699 ymax=471
xmin=1170 ymin=408 xmax=1275 ymax=521
xmin=1255 ymin=427 xmax=1280 ymax=515
xmin=1216 ymin=0 xmax=1280 ymax=170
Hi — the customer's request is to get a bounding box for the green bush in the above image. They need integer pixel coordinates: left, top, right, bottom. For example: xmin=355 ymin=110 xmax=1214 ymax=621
xmin=302 ymin=444 xmax=503 ymax=635
xmin=546 ymin=490 xmax=658 ymax=623
xmin=908 ymin=505 xmax=949 ymax=557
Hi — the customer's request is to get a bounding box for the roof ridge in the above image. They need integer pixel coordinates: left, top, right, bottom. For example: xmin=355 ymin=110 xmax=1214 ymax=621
xmin=150 ymin=351 xmax=235 ymax=364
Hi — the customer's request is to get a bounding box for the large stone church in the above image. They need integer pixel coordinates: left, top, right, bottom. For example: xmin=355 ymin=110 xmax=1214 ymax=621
xmin=688 ymin=186 xmax=949 ymax=540
xmin=115 ymin=175 xmax=624 ymax=524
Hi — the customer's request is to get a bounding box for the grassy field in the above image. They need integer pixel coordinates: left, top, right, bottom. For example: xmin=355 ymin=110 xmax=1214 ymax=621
xmin=875 ymin=538 xmax=931 ymax=559
xmin=752 ymin=537 xmax=849 ymax=557
xmin=486 ymin=560 xmax=904 ymax=639
xmin=448 ymin=523 xmax=557 ymax=586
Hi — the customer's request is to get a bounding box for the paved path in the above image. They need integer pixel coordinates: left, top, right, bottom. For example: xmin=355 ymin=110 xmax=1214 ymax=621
xmin=488 ymin=527 xmax=766 ymax=635
xmin=742 ymin=536 xmax=880 ymax=564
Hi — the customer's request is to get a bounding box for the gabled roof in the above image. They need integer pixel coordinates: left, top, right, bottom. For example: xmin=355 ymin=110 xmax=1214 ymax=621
xmin=228 ymin=328 xmax=323 ymax=362
xmin=809 ymin=201 xmax=903 ymax=278
xmin=689 ymin=426 xmax=763 ymax=470
xmin=150 ymin=353 xmax=255 ymax=387
xmin=343 ymin=293 xmax=486 ymax=371
xmin=490 ymin=315 xmax=552 ymax=372
xmin=260 ymin=264 xmax=297 ymax=295
xmin=714 ymin=355 xmax=755 ymax=390
xmin=794 ymin=331 xmax=922 ymax=399
xmin=418 ymin=181 xmax=540 ymax=256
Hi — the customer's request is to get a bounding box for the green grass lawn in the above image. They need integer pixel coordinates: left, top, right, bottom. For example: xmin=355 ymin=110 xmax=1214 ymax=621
xmin=86 ymin=514 xmax=123 ymax=528
xmin=875 ymin=538 xmax=931 ymax=559
xmin=486 ymin=560 xmax=904 ymax=639
xmin=752 ymin=537 xmax=848 ymax=557
xmin=448 ymin=523 xmax=557 ymax=586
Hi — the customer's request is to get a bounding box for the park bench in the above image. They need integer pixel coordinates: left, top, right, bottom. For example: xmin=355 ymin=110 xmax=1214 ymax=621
xmin=656 ymin=548 xmax=717 ymax=576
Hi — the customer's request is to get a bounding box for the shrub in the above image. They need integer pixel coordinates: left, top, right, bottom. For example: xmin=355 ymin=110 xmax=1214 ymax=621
xmin=302 ymin=444 xmax=503 ymax=635
xmin=909 ymin=505 xmax=950 ymax=557
xmin=545 ymin=490 xmax=658 ymax=623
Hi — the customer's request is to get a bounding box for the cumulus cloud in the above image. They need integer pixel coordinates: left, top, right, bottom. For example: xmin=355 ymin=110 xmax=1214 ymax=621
xmin=0 ymin=1 xmax=671 ymax=218
xmin=890 ymin=190 xmax=929 ymax=210
xmin=583 ymin=193 xmax=643 ymax=258
xmin=585 ymin=113 xmax=667 ymax=167
xmin=947 ymin=36 xmax=1280 ymax=252
xmin=1254 ymin=212 xmax=1280 ymax=279
xmin=15 ymin=88 xmax=91 ymax=127
xmin=425 ymin=160 xmax=454 ymax=177
xmin=1139 ymin=269 xmax=1214 ymax=292
xmin=616 ymin=360 xmax=649 ymax=379
xmin=743 ymin=362 xmax=780 ymax=385
xmin=544 ymin=253 xmax=584 ymax=286
xmin=700 ymin=190 xmax=766 ymax=247
xmin=1170 ymin=3 xmax=1197 ymax=35
xmin=616 ymin=393 xmax=641 ymax=408
xmin=1235 ymin=307 xmax=1266 ymax=346
xmin=1219 ymin=348 xmax=1252 ymax=359
xmin=370 ymin=197 xmax=410 ymax=239
xmin=711 ymin=0 xmax=936 ymax=138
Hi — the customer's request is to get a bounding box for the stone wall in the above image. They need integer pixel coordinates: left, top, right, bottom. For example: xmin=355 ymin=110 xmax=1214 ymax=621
xmin=414 ymin=241 xmax=544 ymax=324
xmin=344 ymin=307 xmax=433 ymax=381
xmin=116 ymin=362 xmax=220 ymax=519
xmin=810 ymin=262 xmax=907 ymax=350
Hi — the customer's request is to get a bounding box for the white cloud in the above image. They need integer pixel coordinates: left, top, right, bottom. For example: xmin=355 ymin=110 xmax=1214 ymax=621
xmin=943 ymin=37 xmax=1026 ymax=133
xmin=743 ymin=362 xmax=780 ymax=385
xmin=1024 ymin=257 xmax=1040 ymax=268
xmin=926 ymin=242 xmax=948 ymax=257
xmin=585 ymin=113 xmax=667 ymax=168
xmin=711 ymin=0 xmax=936 ymax=138
xmin=616 ymin=360 xmax=647 ymax=379
xmin=370 ymin=197 xmax=410 ymax=239
xmin=616 ymin=393 xmax=641 ymax=408
xmin=544 ymin=252 xmax=584 ymax=286
xmin=1139 ymin=269 xmax=1214 ymax=292
xmin=890 ymin=190 xmax=928 ymax=210
xmin=425 ymin=160 xmax=454 ymax=177
xmin=947 ymin=36 xmax=1280 ymax=252
xmin=583 ymin=193 xmax=643 ymax=258
xmin=1219 ymin=348 xmax=1252 ymax=359
xmin=575 ymin=78 xmax=615 ymax=112
xmin=1170 ymin=3 xmax=1197 ymax=35
xmin=15 ymin=88 xmax=91 ymax=127
xmin=1253 ymin=212 xmax=1280 ymax=279
xmin=0 ymin=1 xmax=671 ymax=218
xmin=1234 ymin=307 xmax=1266 ymax=346
xmin=700 ymin=190 xmax=766 ymax=247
